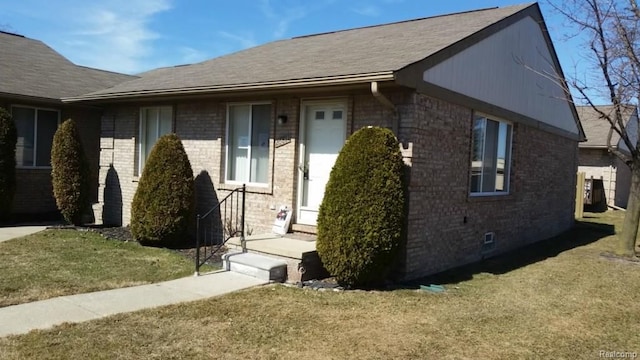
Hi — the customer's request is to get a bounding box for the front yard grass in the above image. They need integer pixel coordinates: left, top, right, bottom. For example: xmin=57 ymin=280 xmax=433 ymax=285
xmin=0 ymin=229 xmax=208 ymax=307
xmin=1 ymin=212 xmax=639 ymax=359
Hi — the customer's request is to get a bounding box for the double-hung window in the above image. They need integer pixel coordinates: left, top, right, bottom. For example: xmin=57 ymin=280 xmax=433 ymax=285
xmin=470 ymin=114 xmax=512 ymax=195
xmin=226 ymin=103 xmax=271 ymax=185
xmin=139 ymin=106 xmax=173 ymax=174
xmin=11 ymin=105 xmax=60 ymax=167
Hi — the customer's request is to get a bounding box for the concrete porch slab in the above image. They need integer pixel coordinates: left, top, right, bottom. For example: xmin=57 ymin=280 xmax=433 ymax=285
xmin=228 ymin=233 xmax=316 ymax=259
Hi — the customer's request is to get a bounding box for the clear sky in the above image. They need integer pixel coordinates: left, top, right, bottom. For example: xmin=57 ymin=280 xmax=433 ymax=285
xmin=0 ymin=1 xmax=586 ymax=90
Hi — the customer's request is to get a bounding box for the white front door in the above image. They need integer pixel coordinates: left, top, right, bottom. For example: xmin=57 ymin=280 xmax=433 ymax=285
xmin=297 ymin=101 xmax=346 ymax=225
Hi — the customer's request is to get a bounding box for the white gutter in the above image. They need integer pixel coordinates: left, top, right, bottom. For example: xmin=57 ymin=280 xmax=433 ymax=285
xmin=370 ymin=81 xmax=399 ymax=135
xmin=63 ymin=72 xmax=395 ymax=103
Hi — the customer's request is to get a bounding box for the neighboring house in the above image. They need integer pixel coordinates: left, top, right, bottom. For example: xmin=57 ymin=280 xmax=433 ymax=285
xmin=577 ymin=105 xmax=638 ymax=209
xmin=66 ymin=3 xmax=584 ymax=280
xmin=0 ymin=31 xmax=133 ymax=218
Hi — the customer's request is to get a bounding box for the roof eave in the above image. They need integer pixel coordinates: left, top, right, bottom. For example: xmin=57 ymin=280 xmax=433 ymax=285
xmin=63 ymin=72 xmax=396 ymax=103
xmin=0 ymin=91 xmax=63 ymax=105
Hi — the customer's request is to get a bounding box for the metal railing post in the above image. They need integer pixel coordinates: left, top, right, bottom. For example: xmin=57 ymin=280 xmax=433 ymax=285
xmin=195 ymin=214 xmax=201 ymax=276
xmin=241 ymin=184 xmax=246 ymax=253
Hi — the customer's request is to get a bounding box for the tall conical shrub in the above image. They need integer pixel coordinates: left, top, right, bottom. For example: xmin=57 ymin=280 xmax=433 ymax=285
xmin=316 ymin=126 xmax=406 ymax=287
xmin=0 ymin=108 xmax=17 ymax=221
xmin=131 ymin=133 xmax=194 ymax=246
xmin=51 ymin=119 xmax=89 ymax=225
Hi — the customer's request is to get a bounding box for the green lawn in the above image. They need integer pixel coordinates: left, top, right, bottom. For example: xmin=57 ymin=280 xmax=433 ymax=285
xmin=0 ymin=229 xmax=209 ymax=307
xmin=0 ymin=212 xmax=639 ymax=359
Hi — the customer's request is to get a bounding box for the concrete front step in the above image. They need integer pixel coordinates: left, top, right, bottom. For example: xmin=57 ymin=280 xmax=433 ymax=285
xmin=223 ymin=252 xmax=288 ymax=282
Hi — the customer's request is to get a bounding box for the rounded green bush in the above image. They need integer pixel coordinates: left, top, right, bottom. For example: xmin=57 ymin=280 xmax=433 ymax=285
xmin=316 ymin=126 xmax=405 ymax=287
xmin=131 ymin=133 xmax=194 ymax=246
xmin=51 ymin=119 xmax=89 ymax=225
xmin=0 ymin=108 xmax=17 ymax=221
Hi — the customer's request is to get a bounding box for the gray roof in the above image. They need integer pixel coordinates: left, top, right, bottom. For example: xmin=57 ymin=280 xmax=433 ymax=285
xmin=0 ymin=31 xmax=134 ymax=102
xmin=577 ymin=105 xmax=638 ymax=148
xmin=69 ymin=3 xmax=533 ymax=101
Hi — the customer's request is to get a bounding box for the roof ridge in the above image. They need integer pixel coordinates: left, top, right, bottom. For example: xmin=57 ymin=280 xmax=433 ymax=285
xmin=76 ymin=64 xmax=136 ymax=78
xmin=292 ymin=4 xmax=529 ymax=40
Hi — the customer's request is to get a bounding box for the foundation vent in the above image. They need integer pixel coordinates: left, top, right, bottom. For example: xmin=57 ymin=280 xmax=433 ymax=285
xmin=481 ymin=232 xmax=496 ymax=254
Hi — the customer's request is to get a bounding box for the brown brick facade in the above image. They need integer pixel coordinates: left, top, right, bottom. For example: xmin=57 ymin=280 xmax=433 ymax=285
xmin=96 ymin=90 xmax=577 ymax=280
xmin=399 ymin=93 xmax=577 ymax=279
xmin=1 ymin=98 xmax=102 ymax=217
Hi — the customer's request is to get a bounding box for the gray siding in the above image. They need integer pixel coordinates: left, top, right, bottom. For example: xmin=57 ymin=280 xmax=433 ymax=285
xmin=423 ymin=16 xmax=578 ymax=136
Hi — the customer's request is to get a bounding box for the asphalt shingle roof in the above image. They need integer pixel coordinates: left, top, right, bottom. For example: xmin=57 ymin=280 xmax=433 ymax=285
xmin=0 ymin=31 xmax=134 ymax=101
xmin=577 ymin=105 xmax=637 ymax=148
xmin=72 ymin=3 xmax=532 ymax=99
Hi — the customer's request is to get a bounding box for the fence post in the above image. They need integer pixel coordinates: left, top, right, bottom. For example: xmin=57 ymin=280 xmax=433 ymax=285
xmin=575 ymin=172 xmax=585 ymax=219
xmin=241 ymin=184 xmax=246 ymax=253
xmin=195 ymin=214 xmax=201 ymax=276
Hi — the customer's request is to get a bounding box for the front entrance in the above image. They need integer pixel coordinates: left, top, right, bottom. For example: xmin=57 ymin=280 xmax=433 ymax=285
xmin=297 ymin=101 xmax=347 ymax=225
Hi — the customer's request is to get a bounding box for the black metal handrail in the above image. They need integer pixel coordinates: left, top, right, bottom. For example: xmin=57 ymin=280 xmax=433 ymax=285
xmin=194 ymin=184 xmax=246 ymax=275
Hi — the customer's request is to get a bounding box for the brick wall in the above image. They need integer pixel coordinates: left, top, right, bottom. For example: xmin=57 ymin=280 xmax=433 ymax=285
xmin=97 ymin=91 xmax=578 ymax=281
xmin=400 ymin=93 xmax=578 ymax=279
xmin=6 ymin=100 xmax=101 ymax=216
xmin=98 ymin=93 xmax=399 ymax=231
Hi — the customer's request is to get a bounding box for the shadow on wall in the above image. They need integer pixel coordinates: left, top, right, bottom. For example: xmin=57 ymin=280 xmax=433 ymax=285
xmin=103 ymin=165 xmax=122 ymax=226
xmin=194 ymin=170 xmax=223 ymax=245
xmin=409 ymin=219 xmax=615 ymax=287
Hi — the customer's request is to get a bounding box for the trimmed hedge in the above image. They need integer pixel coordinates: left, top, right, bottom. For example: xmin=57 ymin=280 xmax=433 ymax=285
xmin=316 ymin=126 xmax=405 ymax=287
xmin=51 ymin=119 xmax=89 ymax=225
xmin=0 ymin=108 xmax=17 ymax=221
xmin=131 ymin=133 xmax=194 ymax=246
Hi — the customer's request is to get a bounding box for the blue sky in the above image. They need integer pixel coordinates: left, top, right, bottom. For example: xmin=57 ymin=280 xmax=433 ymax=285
xmin=0 ymin=1 xmax=585 ymax=84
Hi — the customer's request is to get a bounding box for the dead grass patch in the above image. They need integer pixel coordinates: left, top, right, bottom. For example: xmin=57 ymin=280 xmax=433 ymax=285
xmin=0 ymin=212 xmax=638 ymax=359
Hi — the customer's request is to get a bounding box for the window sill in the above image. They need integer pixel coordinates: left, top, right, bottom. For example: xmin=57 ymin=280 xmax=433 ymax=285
xmin=16 ymin=166 xmax=52 ymax=170
xmin=467 ymin=193 xmax=514 ymax=202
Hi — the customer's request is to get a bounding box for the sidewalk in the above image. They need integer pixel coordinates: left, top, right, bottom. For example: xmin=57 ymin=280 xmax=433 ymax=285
xmin=0 ymin=225 xmax=48 ymax=243
xmin=0 ymin=225 xmax=267 ymax=337
xmin=0 ymin=271 xmax=267 ymax=337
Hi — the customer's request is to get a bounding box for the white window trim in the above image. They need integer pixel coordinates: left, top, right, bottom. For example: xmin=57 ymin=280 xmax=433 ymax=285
xmin=470 ymin=112 xmax=513 ymax=197
xmin=138 ymin=106 xmax=173 ymax=175
xmin=224 ymin=101 xmax=272 ymax=187
xmin=11 ymin=104 xmax=61 ymax=169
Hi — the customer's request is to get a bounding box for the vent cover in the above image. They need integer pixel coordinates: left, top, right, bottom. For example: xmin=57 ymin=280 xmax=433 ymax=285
xmin=481 ymin=232 xmax=496 ymax=254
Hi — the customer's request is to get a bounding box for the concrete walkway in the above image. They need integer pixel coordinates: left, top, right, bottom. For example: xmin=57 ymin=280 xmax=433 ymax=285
xmin=0 ymin=225 xmax=267 ymax=337
xmin=0 ymin=271 xmax=267 ymax=337
xmin=0 ymin=225 xmax=48 ymax=243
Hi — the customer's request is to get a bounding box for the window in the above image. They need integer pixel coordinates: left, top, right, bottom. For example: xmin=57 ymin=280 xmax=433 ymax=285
xmin=470 ymin=114 xmax=512 ymax=195
xmin=226 ymin=103 xmax=271 ymax=184
xmin=11 ymin=105 xmax=59 ymax=167
xmin=139 ymin=106 xmax=172 ymax=173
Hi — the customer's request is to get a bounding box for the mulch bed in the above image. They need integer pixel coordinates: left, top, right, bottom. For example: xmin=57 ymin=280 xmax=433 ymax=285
xmin=47 ymin=224 xmax=224 ymax=265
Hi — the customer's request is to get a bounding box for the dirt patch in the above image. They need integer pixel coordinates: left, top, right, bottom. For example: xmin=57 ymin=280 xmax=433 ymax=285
xmin=600 ymin=251 xmax=640 ymax=265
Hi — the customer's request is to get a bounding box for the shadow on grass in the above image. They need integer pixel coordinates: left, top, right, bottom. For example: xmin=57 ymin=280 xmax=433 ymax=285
xmin=406 ymin=220 xmax=615 ymax=287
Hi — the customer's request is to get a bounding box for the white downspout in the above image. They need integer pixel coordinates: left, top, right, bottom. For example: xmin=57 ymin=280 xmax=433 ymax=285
xmin=371 ymin=81 xmax=399 ymax=135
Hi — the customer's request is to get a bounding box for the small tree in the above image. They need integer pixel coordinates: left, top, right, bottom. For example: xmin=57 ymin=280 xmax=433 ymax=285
xmin=316 ymin=126 xmax=406 ymax=287
xmin=51 ymin=119 xmax=89 ymax=225
xmin=0 ymin=108 xmax=17 ymax=221
xmin=131 ymin=133 xmax=194 ymax=246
